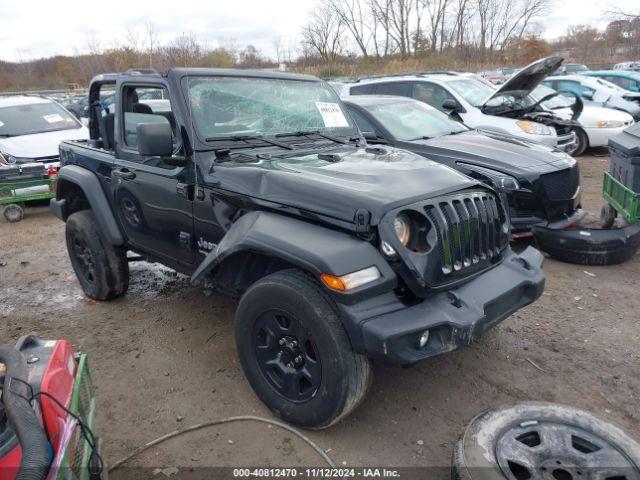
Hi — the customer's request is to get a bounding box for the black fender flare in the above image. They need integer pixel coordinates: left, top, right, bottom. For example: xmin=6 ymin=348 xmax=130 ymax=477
xmin=53 ymin=165 xmax=124 ymax=245
xmin=190 ymin=211 xmax=396 ymax=302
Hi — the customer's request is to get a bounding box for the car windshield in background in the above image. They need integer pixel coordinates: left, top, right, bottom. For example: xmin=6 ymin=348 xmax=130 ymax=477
xmin=0 ymin=101 xmax=80 ymax=137
xmin=447 ymin=78 xmax=495 ymax=107
xmin=185 ymin=76 xmax=356 ymax=141
xmin=567 ymin=65 xmax=588 ymax=73
xmin=369 ymin=100 xmax=467 ymax=141
xmin=530 ymin=86 xmax=573 ymax=109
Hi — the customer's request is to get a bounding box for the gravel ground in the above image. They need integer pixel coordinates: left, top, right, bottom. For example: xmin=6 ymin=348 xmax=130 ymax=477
xmin=0 ymin=150 xmax=638 ymax=476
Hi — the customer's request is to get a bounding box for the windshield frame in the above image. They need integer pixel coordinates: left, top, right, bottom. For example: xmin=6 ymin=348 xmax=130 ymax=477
xmin=0 ymin=99 xmax=82 ymax=137
xmin=180 ymin=74 xmax=358 ymax=149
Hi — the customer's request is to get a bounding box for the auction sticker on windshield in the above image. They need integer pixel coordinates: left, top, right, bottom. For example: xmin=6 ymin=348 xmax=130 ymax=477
xmin=315 ymin=102 xmax=349 ymax=128
xmin=0 ymin=121 xmax=4 ymax=127
xmin=43 ymin=114 xmax=64 ymax=123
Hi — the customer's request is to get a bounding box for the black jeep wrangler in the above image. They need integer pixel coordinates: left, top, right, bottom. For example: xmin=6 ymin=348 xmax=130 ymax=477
xmin=51 ymin=68 xmax=545 ymax=428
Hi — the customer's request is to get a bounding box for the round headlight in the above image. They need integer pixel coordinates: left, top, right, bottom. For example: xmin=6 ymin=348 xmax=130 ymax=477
xmin=394 ymin=213 xmax=411 ymax=246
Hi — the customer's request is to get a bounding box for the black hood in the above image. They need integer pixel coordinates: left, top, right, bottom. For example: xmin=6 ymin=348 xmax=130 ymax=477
xmin=208 ymin=146 xmax=481 ymax=225
xmin=402 ymin=130 xmax=576 ymax=177
xmin=484 ymin=56 xmax=563 ymax=105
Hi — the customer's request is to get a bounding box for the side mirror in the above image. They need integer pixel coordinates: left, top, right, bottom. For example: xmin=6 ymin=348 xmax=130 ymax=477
xmin=363 ymin=131 xmax=387 ymax=144
xmin=137 ymin=122 xmax=173 ymax=157
xmin=442 ymin=99 xmax=459 ymax=111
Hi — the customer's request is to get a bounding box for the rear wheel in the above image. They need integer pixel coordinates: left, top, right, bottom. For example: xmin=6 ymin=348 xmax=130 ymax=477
xmin=65 ymin=210 xmax=129 ymax=300
xmin=3 ymin=203 xmax=24 ymax=222
xmin=235 ymin=269 xmax=372 ymax=429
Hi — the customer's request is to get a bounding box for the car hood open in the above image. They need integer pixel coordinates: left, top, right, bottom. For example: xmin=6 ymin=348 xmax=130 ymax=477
xmin=408 ymin=130 xmax=576 ymax=174
xmin=210 ymin=145 xmax=482 ymax=225
xmin=484 ymin=56 xmax=564 ymax=106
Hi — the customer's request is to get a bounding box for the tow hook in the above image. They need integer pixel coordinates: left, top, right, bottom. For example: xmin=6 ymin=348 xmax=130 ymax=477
xmin=514 ymin=256 xmax=531 ymax=271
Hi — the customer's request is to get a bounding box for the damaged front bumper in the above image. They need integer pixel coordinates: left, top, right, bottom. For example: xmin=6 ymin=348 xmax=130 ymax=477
xmin=511 ymin=207 xmax=586 ymax=238
xmin=338 ymin=247 xmax=545 ymax=365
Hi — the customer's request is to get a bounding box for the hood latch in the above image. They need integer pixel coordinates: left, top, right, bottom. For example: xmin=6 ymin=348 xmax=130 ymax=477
xmin=354 ymin=208 xmax=371 ymax=233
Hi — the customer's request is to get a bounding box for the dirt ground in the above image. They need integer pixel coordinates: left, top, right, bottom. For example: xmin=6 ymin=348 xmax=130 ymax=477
xmin=1 ymin=150 xmax=638 ymax=476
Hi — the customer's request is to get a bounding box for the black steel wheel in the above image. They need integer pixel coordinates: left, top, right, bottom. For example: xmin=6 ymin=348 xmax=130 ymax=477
xmin=235 ymin=269 xmax=372 ymax=429
xmin=72 ymin=235 xmax=97 ymax=287
xmin=252 ymin=309 xmax=322 ymax=403
xmin=65 ymin=210 xmax=129 ymax=300
xmin=452 ymin=402 xmax=640 ymax=480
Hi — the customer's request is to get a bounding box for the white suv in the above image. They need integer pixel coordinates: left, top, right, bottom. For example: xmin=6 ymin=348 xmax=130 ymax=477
xmin=348 ymin=57 xmax=577 ymax=152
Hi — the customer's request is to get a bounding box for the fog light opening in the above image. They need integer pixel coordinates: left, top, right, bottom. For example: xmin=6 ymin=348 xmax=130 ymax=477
xmin=418 ymin=330 xmax=430 ymax=349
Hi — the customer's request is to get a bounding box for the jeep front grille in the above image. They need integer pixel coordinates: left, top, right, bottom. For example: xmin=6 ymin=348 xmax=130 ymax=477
xmin=424 ymin=191 xmax=508 ymax=278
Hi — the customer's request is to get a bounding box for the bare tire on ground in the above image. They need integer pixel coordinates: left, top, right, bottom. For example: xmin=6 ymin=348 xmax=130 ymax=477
xmin=235 ymin=269 xmax=372 ymax=429
xmin=452 ymin=402 xmax=640 ymax=480
xmin=3 ymin=203 xmax=24 ymax=222
xmin=65 ymin=210 xmax=129 ymax=300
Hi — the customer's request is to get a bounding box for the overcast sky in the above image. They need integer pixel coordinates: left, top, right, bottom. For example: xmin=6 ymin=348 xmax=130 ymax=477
xmin=0 ymin=0 xmax=636 ymax=62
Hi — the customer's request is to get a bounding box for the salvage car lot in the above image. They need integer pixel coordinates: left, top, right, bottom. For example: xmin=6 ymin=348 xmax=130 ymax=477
xmin=0 ymin=152 xmax=638 ymax=473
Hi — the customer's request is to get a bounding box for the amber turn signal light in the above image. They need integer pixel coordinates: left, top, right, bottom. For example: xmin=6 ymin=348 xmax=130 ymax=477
xmin=320 ymin=273 xmax=347 ymax=291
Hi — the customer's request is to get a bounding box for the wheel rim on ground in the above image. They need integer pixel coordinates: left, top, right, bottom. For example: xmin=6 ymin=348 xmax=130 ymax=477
xmin=495 ymin=419 xmax=639 ymax=480
xmin=3 ymin=204 xmax=24 ymax=222
xmin=72 ymin=236 xmax=97 ymax=287
xmin=251 ymin=309 xmax=322 ymax=403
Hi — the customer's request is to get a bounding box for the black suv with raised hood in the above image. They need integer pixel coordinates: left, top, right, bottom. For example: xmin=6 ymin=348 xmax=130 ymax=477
xmin=51 ymin=68 xmax=545 ymax=428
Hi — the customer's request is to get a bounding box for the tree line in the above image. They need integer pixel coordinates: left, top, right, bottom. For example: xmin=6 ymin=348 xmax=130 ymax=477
xmin=300 ymin=0 xmax=552 ymax=64
xmin=0 ymin=6 xmax=638 ymax=92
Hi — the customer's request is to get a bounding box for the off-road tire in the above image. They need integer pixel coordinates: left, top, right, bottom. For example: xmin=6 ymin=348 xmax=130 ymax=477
xmin=235 ymin=269 xmax=372 ymax=429
xmin=569 ymin=128 xmax=589 ymax=157
xmin=65 ymin=210 xmax=129 ymax=300
xmin=3 ymin=203 xmax=24 ymax=222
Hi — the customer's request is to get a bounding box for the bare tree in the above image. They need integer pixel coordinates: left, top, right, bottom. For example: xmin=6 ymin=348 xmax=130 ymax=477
xmin=301 ymin=4 xmax=345 ymax=63
xmin=145 ymin=22 xmax=158 ymax=68
xmin=164 ymin=33 xmax=203 ymax=67
xmin=370 ymin=0 xmax=394 ymax=56
xmin=423 ymin=0 xmax=451 ymax=51
xmin=125 ymin=25 xmax=142 ymax=51
xmin=327 ymin=0 xmax=372 ymax=57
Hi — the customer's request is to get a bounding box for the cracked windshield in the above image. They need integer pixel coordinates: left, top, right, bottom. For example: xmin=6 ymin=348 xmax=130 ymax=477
xmin=186 ymin=76 xmax=355 ymax=140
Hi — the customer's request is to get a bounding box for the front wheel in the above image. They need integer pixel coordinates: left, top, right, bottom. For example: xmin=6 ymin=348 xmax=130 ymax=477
xmin=569 ymin=128 xmax=589 ymax=157
xmin=65 ymin=210 xmax=129 ymax=300
xmin=235 ymin=269 xmax=372 ymax=429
